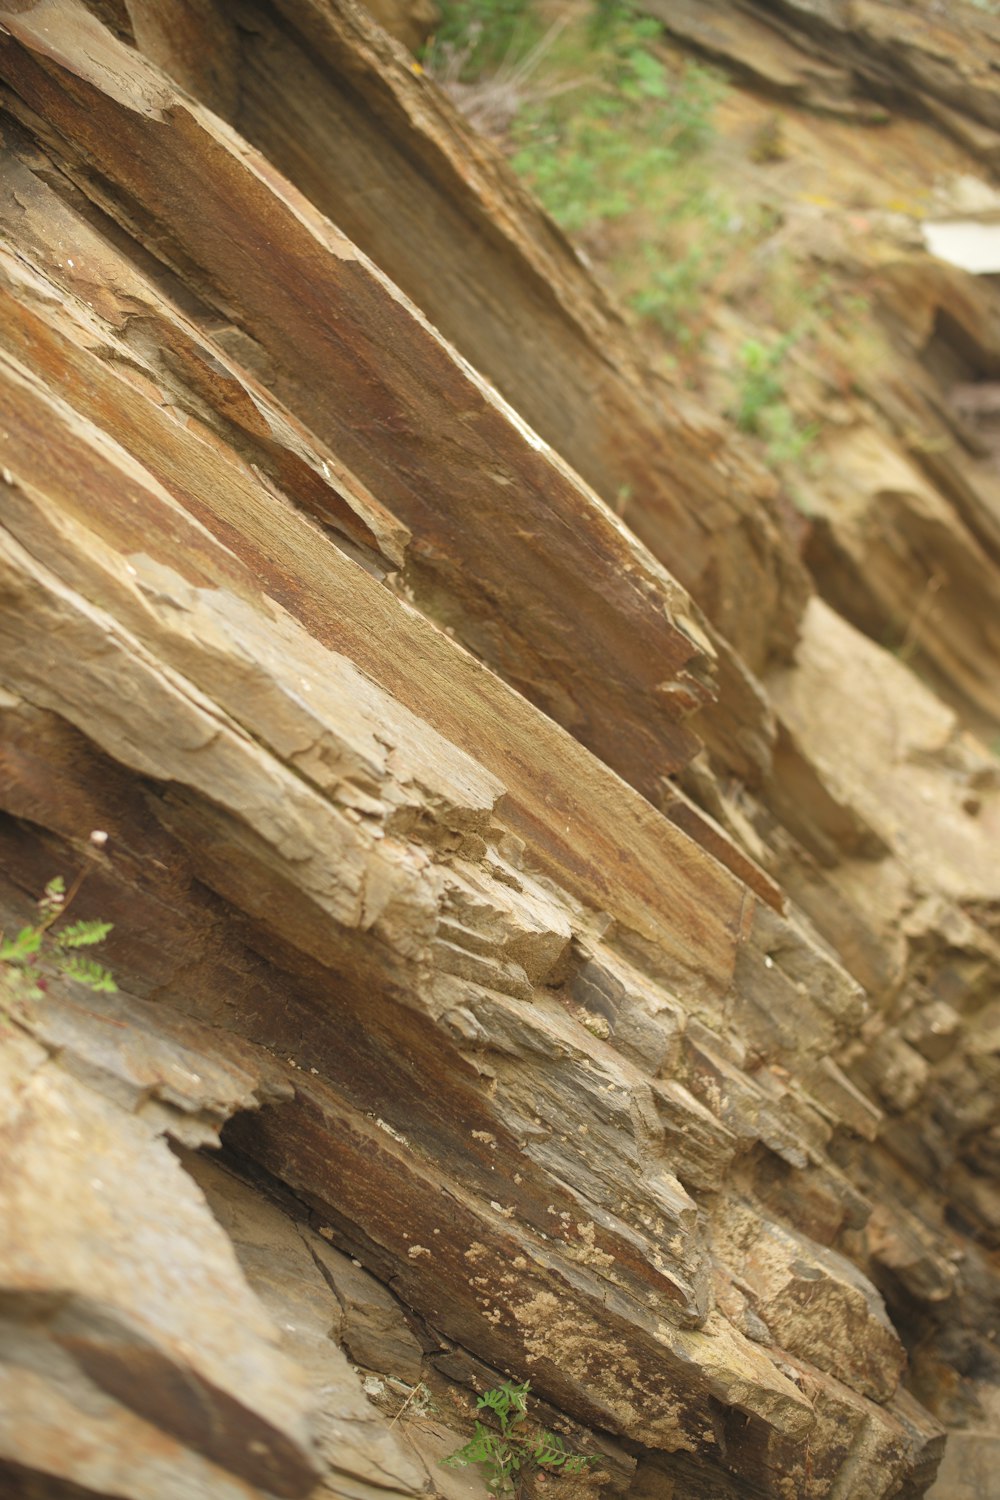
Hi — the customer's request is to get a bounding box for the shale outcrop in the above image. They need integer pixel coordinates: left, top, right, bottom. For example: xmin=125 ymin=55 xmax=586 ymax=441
xmin=1 ymin=2 xmax=999 ymax=1498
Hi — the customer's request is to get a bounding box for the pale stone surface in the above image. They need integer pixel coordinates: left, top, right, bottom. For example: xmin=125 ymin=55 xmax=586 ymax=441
xmin=924 ymin=218 xmax=1000 ymax=275
xmin=0 ymin=1002 xmax=320 ymax=1497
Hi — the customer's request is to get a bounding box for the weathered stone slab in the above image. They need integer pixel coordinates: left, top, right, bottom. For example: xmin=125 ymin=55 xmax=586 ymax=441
xmin=0 ymin=1019 xmax=319 ymax=1496
xmin=0 ymin=0 xmax=721 ymax=794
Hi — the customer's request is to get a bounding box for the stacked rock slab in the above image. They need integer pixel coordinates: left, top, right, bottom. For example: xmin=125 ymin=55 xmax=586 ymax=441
xmin=0 ymin=2 xmax=997 ymax=1498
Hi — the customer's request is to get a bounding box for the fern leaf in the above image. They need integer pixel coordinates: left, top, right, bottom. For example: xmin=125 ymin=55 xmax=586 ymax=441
xmin=61 ymin=955 xmax=118 ymax=992
xmin=441 ymin=1423 xmax=506 ymax=1467
xmin=37 ymin=877 xmax=66 ymax=922
xmin=563 ymin=1455 xmax=596 ymax=1473
xmin=532 ymin=1430 xmax=573 ymax=1465
xmin=0 ymin=927 xmax=43 ymax=964
xmin=56 ymin=920 xmax=114 ymax=949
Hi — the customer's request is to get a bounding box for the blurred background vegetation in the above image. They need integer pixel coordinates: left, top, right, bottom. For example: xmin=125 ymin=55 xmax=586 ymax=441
xmin=421 ymin=0 xmax=882 ymax=492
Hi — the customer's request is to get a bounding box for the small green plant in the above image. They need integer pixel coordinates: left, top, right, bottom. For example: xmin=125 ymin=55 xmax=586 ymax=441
xmin=625 ymin=190 xmax=733 ymax=340
xmin=757 ymin=401 xmax=820 ymax=468
xmin=425 ymin=0 xmax=543 ymax=86
xmin=442 ymin=1380 xmax=597 ymax=1495
xmin=733 ymin=333 xmax=795 ymax=434
xmin=0 ymin=874 xmax=116 ymax=1016
xmin=730 ymin=332 xmax=820 ymax=468
xmin=511 ymin=40 xmax=721 ymax=233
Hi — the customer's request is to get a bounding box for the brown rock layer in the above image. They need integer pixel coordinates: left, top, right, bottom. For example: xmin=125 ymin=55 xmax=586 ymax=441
xmin=0 ymin=2 xmax=998 ymax=1499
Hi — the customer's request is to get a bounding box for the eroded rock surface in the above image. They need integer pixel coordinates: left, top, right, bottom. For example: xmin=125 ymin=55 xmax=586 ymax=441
xmin=0 ymin=1 xmax=998 ymax=1498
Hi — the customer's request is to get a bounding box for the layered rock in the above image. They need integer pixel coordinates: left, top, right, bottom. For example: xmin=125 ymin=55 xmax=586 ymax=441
xmin=0 ymin=2 xmax=998 ymax=1498
xmin=650 ymin=0 xmax=1000 ymax=164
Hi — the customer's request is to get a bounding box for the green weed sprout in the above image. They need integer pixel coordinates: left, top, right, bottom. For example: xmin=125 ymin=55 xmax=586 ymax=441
xmin=732 ymin=333 xmax=820 ymax=467
xmin=0 ymin=873 xmax=117 ymax=1014
xmin=442 ymin=1380 xmax=597 ymax=1494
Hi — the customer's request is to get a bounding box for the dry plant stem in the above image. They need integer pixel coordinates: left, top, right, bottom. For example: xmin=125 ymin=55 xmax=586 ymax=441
xmin=388 ymin=1383 xmax=421 ymax=1429
xmin=434 ymin=18 xmax=585 ymax=137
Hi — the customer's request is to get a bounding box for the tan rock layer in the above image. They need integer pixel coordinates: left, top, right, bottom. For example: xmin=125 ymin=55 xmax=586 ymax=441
xmin=0 ymin=1 xmax=999 ymax=1498
xmin=0 ymin=1 xmax=718 ymax=792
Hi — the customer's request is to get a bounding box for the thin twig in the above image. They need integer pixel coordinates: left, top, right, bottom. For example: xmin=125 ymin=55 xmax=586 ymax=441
xmin=388 ymin=1383 xmax=422 ymax=1429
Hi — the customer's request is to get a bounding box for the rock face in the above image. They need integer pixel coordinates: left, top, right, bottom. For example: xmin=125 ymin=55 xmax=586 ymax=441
xmin=652 ymin=0 xmax=1000 ymax=160
xmin=0 ymin=2 xmax=998 ymax=1498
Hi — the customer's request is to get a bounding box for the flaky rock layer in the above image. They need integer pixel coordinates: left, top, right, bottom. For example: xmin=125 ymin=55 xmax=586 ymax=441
xmin=1 ymin=2 xmax=999 ymax=1498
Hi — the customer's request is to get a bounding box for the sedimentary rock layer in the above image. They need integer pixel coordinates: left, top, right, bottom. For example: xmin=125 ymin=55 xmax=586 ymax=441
xmin=0 ymin=2 xmax=998 ymax=1498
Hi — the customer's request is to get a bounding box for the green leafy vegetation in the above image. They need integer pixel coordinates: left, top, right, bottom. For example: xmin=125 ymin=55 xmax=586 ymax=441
xmin=428 ymin=0 xmax=722 ymax=232
xmin=508 ymin=19 xmax=721 ymax=234
xmin=441 ymin=1380 xmax=597 ymax=1494
xmin=733 ymin=333 xmax=796 ymax=433
xmin=623 ymin=192 xmax=732 ymax=340
xmin=427 ymin=0 xmax=733 ymax=350
xmin=0 ymin=874 xmax=116 ymax=1020
xmin=429 ymin=0 xmax=880 ymax=462
xmin=730 ymin=332 xmax=820 ymax=467
xmin=430 ymin=0 xmax=538 ymax=78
